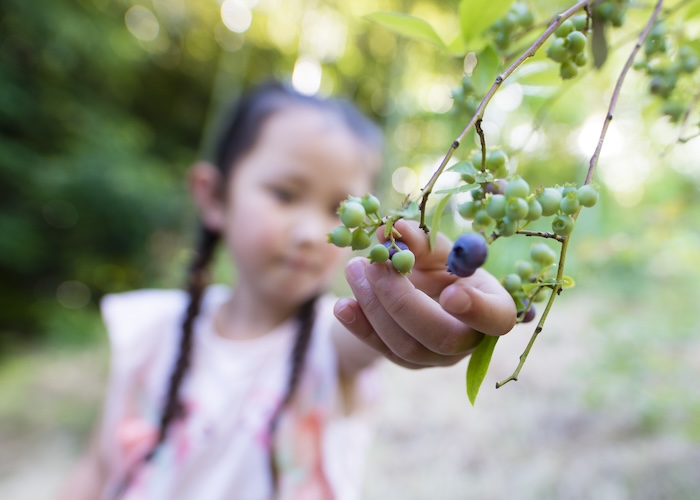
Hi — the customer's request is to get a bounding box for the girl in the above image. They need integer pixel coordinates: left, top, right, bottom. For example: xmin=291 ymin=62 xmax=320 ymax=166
xmin=59 ymin=80 xmax=515 ymax=500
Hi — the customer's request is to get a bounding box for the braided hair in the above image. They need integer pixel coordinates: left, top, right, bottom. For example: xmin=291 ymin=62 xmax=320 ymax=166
xmin=115 ymin=80 xmax=382 ymax=497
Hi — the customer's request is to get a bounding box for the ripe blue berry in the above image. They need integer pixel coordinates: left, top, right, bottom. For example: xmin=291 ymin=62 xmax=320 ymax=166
xmin=520 ymin=300 xmax=536 ymax=323
xmin=328 ymin=226 xmax=353 ymax=247
xmin=391 ymin=249 xmax=415 ymax=274
xmin=447 ymin=233 xmax=488 ymax=277
xmin=384 ymin=240 xmax=408 ymax=258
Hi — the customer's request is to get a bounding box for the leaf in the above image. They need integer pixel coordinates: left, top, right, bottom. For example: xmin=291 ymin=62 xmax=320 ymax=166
xmin=447 ymin=160 xmax=477 ymax=176
xmin=522 ymin=282 xmax=544 ymax=293
xmin=390 ymin=201 xmax=420 ymax=219
xmin=471 ymin=45 xmax=501 ymax=94
xmin=459 ymin=0 xmax=511 ymax=43
xmin=474 ymin=171 xmax=494 ymax=183
xmin=685 ymin=1 xmax=700 ymax=19
xmin=561 ymin=275 xmax=575 ymax=289
xmin=591 ymin=15 xmax=608 ymax=68
xmin=365 ymin=12 xmax=445 ymax=48
xmin=429 ymin=193 xmax=452 ymax=251
xmin=447 ymin=34 xmax=468 ymax=56
xmin=435 ymin=183 xmax=477 ymax=195
xmin=466 ymin=334 xmax=499 ymax=405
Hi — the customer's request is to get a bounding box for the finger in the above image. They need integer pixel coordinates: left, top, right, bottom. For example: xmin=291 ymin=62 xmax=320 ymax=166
xmin=439 ymin=268 xmax=517 ymax=336
xmin=362 ymin=259 xmax=484 ymax=357
xmin=344 ymin=258 xmax=470 ymax=365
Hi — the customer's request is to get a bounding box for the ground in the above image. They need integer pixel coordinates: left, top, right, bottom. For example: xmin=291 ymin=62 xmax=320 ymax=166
xmin=1 ymin=291 xmax=698 ymax=499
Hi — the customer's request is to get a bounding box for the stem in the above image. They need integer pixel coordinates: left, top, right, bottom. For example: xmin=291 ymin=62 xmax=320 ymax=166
xmin=476 ymin=119 xmax=487 ymax=171
xmin=584 ymin=0 xmax=665 ymax=185
xmin=417 ymin=0 xmax=594 ymax=230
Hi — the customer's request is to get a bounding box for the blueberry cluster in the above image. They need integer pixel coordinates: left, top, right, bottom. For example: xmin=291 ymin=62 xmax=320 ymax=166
xmin=450 ymin=75 xmax=478 ymax=120
xmin=457 ymin=158 xmax=598 ymax=239
xmin=633 ymin=21 xmax=699 ymax=123
xmin=502 ymin=243 xmax=560 ymax=323
xmin=488 ymin=2 xmax=535 ymax=52
xmin=545 ymin=14 xmax=589 ymax=80
xmin=328 ymin=194 xmax=381 ymax=251
xmin=593 ymin=0 xmax=630 ymax=29
xmin=368 ymin=240 xmax=415 ymax=275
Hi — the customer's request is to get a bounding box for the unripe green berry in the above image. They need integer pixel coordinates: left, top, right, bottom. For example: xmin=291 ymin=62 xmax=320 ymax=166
xmin=497 ymin=216 xmax=518 ymax=237
xmin=560 ymin=60 xmax=579 ymax=80
xmin=328 ymin=225 xmax=353 ymax=247
xmin=340 ymin=201 xmax=366 ymax=228
xmin=572 ymin=14 xmax=587 ymax=31
xmin=574 ymin=51 xmax=589 ymax=67
xmin=577 ymin=185 xmax=599 ymax=207
xmin=530 ymin=243 xmax=557 ymax=266
xmin=506 ymin=197 xmax=529 ymax=220
xmin=361 ymin=194 xmax=381 ymax=214
xmin=491 ymin=162 xmax=509 ymax=179
xmin=595 ymin=2 xmax=614 ymax=21
xmin=504 ymin=176 xmax=530 ymax=199
xmin=503 ymin=274 xmax=523 ymax=293
xmin=486 ymin=150 xmax=507 ymax=170
xmin=486 ymin=194 xmax=507 ymax=220
xmin=555 ymin=19 xmax=574 ymax=38
xmin=567 ymin=31 xmax=587 ymax=54
xmin=525 ymin=198 xmax=543 ymax=221
xmin=515 ymin=260 xmax=534 ymax=280
xmin=547 ymin=38 xmax=570 ymax=63
xmin=552 ymin=214 xmax=575 ymax=236
xmin=369 ymin=243 xmax=390 ymax=263
xmin=471 ymin=187 xmax=485 ymax=200
xmin=560 ymin=192 xmax=580 ymax=214
xmin=391 ymin=249 xmax=415 ymax=275
xmin=475 ymin=209 xmax=494 ymax=227
xmin=351 ymin=228 xmax=371 ymax=250
xmin=537 ymin=188 xmax=562 ymax=216
xmin=458 ymin=201 xmax=478 ymax=220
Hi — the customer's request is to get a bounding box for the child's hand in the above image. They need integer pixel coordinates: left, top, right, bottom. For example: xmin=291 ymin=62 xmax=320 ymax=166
xmin=335 ymin=220 xmax=516 ymax=369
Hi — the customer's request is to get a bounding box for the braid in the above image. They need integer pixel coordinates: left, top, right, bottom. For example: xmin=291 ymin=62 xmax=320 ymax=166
xmin=113 ymin=226 xmax=219 ymax=498
xmin=266 ymin=295 xmax=319 ymax=490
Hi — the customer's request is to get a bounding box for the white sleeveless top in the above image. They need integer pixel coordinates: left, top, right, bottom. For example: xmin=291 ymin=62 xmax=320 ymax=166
xmin=97 ymin=286 xmax=378 ymax=500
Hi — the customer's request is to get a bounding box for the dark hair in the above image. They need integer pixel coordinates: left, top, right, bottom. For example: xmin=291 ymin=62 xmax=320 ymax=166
xmin=116 ymin=80 xmax=382 ymax=497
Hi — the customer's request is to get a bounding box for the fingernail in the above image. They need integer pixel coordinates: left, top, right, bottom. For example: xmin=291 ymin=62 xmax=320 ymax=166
xmin=364 ymin=261 xmax=390 ymax=284
xmin=334 ymin=300 xmax=356 ymax=324
xmin=346 ymin=258 xmax=368 ymax=284
xmin=444 ymin=288 xmax=472 ymax=315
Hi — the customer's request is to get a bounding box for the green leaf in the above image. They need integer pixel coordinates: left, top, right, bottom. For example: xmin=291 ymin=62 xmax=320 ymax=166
xmin=365 ymin=12 xmax=445 ymax=48
xmin=435 ymin=183 xmax=477 ymax=195
xmin=684 ymin=1 xmax=700 ymax=19
xmin=474 ymin=171 xmax=494 ymax=183
xmin=447 ymin=34 xmax=468 ymax=56
xmin=390 ymin=201 xmax=420 ymax=219
xmin=522 ymin=282 xmax=543 ymax=293
xmin=471 ymin=45 xmax=501 ymax=94
xmin=591 ymin=15 xmax=608 ymax=68
xmin=466 ymin=334 xmax=499 ymax=405
xmin=459 ymin=0 xmax=511 ymax=43
xmin=429 ymin=193 xmax=452 ymax=251
xmin=447 ymin=161 xmax=477 ymax=176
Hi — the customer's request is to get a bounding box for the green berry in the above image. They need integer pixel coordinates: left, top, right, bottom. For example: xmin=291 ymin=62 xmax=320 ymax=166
xmin=530 ymin=243 xmax=557 ymax=266
xmin=506 ymin=197 xmax=529 ymax=220
xmin=486 ymin=194 xmax=507 ymax=220
xmin=560 ymin=192 xmax=580 ymax=214
xmin=547 ymin=38 xmax=570 ymax=63
xmin=491 ymin=162 xmax=509 ymax=179
xmin=515 ymin=260 xmax=534 ymax=280
xmin=340 ymin=201 xmax=366 ymax=228
xmin=555 ymin=19 xmax=574 ymax=38
xmin=533 ymin=288 xmax=548 ymax=302
xmin=369 ymin=243 xmax=390 ymax=263
xmin=577 ymin=185 xmax=599 ymax=207
xmin=458 ymin=201 xmax=479 ymax=220
xmin=552 ymin=214 xmax=575 ymax=236
xmin=537 ymin=188 xmax=562 ymax=216
xmin=391 ymin=249 xmax=415 ymax=274
xmin=503 ymin=274 xmax=523 ymax=294
xmin=471 ymin=187 xmax=485 ymax=200
xmin=560 ymin=60 xmax=579 ymax=80
xmin=475 ymin=209 xmax=494 ymax=227
xmin=486 ymin=150 xmax=507 ymax=171
xmin=572 ymin=14 xmax=587 ymax=31
xmin=361 ymin=194 xmax=381 ymax=214
xmin=327 ymin=226 xmax=353 ymax=247
xmin=525 ymin=198 xmax=543 ymax=221
xmin=567 ymin=31 xmax=587 ymax=54
xmin=496 ymin=216 xmax=518 ymax=237
xmin=504 ymin=176 xmax=530 ymax=199
xmin=574 ymin=51 xmax=588 ymax=67
xmin=351 ymin=228 xmax=371 ymax=250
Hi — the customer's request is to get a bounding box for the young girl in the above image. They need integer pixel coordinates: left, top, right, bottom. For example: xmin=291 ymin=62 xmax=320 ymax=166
xmin=59 ymin=80 xmax=516 ymax=500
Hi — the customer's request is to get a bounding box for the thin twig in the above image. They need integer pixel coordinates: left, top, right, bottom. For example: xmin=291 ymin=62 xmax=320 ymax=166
xmin=475 ymin=119 xmax=487 ymax=170
xmin=585 ymin=0 xmax=665 ymax=185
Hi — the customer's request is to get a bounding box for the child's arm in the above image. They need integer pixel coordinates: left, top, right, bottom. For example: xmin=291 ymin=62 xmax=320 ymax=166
xmin=331 ymin=219 xmax=516 ymax=379
xmin=57 ymin=423 xmax=107 ymax=500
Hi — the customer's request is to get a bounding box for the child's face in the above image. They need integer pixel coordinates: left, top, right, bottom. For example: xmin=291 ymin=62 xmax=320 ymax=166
xmin=221 ymin=106 xmax=379 ymax=308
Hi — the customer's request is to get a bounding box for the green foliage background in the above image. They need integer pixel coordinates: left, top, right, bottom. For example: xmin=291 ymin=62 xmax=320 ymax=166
xmin=1 ymin=0 xmax=700 ymax=495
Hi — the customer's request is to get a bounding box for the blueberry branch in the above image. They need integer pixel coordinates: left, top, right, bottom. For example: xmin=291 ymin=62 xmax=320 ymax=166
xmin=497 ymin=0 xmax=665 ymax=389
xmin=416 ymin=0 xmax=594 ymax=231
